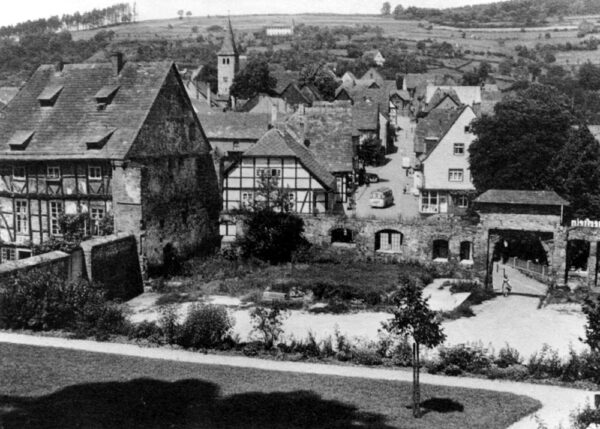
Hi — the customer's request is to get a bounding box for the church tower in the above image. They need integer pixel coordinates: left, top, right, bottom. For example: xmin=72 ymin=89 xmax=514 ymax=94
xmin=217 ymin=18 xmax=239 ymax=98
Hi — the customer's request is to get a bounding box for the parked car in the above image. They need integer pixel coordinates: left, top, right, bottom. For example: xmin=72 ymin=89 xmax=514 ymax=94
xmin=369 ymin=187 xmax=394 ymax=208
xmin=366 ymin=173 xmax=380 ymax=183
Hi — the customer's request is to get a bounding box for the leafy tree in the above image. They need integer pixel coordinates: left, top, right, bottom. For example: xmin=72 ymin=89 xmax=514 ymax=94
xmin=579 ymin=62 xmax=600 ymax=91
xmin=382 ymin=277 xmax=445 ymax=418
xmin=469 ymin=84 xmax=574 ymax=192
xmin=381 ymin=2 xmax=391 ymax=16
xmin=177 ymin=10 xmax=184 ymax=19
xmin=186 ymin=11 xmax=192 ymax=18
xmin=300 ymin=64 xmax=338 ymax=101
xmin=357 ymin=136 xmax=384 ymax=166
xmin=550 ymin=126 xmax=600 ymax=218
xmin=250 ymin=304 xmax=288 ymax=349
xmin=582 ymin=295 xmax=600 ymax=352
xmin=498 ymin=59 xmax=513 ymax=76
xmin=237 ymin=176 xmax=308 ymax=264
xmin=392 ymin=4 xmax=404 ymax=19
xmin=196 ymin=63 xmax=218 ymax=94
xmin=230 ymin=58 xmax=277 ymax=100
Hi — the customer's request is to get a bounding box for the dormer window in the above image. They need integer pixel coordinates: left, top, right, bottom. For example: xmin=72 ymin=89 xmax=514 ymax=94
xmin=47 ymin=166 xmax=61 ymax=180
xmin=94 ymin=85 xmax=119 ymax=111
xmin=85 ymin=128 xmax=116 ymax=150
xmin=37 ymin=85 xmax=63 ymax=107
xmin=7 ymin=130 xmax=34 ymax=151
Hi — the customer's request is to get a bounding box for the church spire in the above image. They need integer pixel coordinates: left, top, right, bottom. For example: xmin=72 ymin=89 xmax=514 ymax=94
xmin=218 ymin=16 xmax=238 ymax=56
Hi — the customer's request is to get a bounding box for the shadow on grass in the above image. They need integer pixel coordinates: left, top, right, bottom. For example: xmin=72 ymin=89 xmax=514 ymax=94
xmin=420 ymin=398 xmax=465 ymax=415
xmin=0 ymin=378 xmax=395 ymax=428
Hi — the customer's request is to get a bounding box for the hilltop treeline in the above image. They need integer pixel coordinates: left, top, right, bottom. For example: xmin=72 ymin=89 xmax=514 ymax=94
xmin=391 ymin=0 xmax=600 ymax=27
xmin=0 ymin=3 xmax=132 ymax=37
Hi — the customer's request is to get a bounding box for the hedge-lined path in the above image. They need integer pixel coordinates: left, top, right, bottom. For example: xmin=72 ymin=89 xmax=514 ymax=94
xmin=0 ymin=332 xmax=592 ymax=429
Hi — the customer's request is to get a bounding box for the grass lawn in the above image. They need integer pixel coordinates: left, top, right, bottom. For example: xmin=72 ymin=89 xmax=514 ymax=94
xmin=0 ymin=343 xmax=540 ymax=428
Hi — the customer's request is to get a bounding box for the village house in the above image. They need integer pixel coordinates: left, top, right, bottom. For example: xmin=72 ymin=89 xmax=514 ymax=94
xmin=285 ymin=102 xmax=357 ymax=204
xmin=424 ymin=85 xmax=482 ymax=109
xmin=0 ymin=53 xmax=221 ymax=267
xmin=414 ymin=105 xmax=477 ymax=215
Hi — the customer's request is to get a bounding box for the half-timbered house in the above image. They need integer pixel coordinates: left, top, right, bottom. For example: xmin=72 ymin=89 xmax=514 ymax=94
xmin=0 ymin=54 xmax=221 ymax=266
xmin=222 ymin=128 xmax=336 ymax=215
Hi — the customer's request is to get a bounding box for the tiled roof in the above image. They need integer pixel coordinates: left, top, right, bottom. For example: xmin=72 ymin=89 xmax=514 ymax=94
xmin=285 ymin=104 xmax=354 ymax=173
xmin=335 ymin=83 xmax=390 ymax=117
xmin=474 ymin=190 xmax=569 ymax=206
xmin=425 ymin=85 xmax=482 ymax=106
xmin=0 ymin=86 xmax=20 ymax=105
xmin=414 ymin=107 xmax=467 ymax=156
xmin=352 ymin=101 xmax=379 ymax=131
xmin=197 ymin=112 xmax=271 ymax=140
xmin=0 ymin=61 xmax=178 ymax=160
xmin=424 ymin=88 xmax=461 ymax=112
xmin=360 ymin=68 xmax=385 ymax=86
xmin=270 ymin=69 xmax=300 ymax=95
xmin=243 ymin=128 xmax=335 ymax=189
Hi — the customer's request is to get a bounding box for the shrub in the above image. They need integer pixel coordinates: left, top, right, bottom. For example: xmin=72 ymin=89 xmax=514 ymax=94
xmin=571 ymin=402 xmax=600 ymax=429
xmin=242 ymin=341 xmax=262 ymax=356
xmin=390 ymin=336 xmax=413 ymax=366
xmin=320 ymin=335 xmax=335 ymax=357
xmin=178 ymin=304 xmax=233 ymax=349
xmin=436 ymin=344 xmax=493 ymax=374
xmin=0 ymin=269 xmax=126 ymax=339
xmin=577 ymin=349 xmax=600 ymax=384
xmin=486 ymin=364 xmax=529 ymax=381
xmin=352 ymin=346 xmax=383 ymax=366
xmin=334 ymin=326 xmax=353 ymax=361
xmin=527 ymin=344 xmax=563 ymax=379
xmin=444 ymin=364 xmax=463 ymax=376
xmin=495 ymin=344 xmax=522 ymax=368
xmin=250 ymin=304 xmax=288 ymax=349
xmin=159 ymin=305 xmax=181 ymax=345
xmin=128 ymin=320 xmax=163 ymax=344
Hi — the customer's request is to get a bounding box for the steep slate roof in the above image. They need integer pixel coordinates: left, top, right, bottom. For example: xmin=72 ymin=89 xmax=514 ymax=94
xmin=198 ymin=112 xmax=271 ymax=140
xmin=360 ymin=68 xmax=385 ymax=87
xmin=414 ymin=106 xmax=467 ymax=157
xmin=352 ymin=101 xmax=379 ymax=132
xmin=285 ymin=104 xmax=354 ymax=173
xmin=0 ymin=61 xmax=180 ymax=160
xmin=243 ymin=128 xmax=335 ymax=189
xmin=474 ymin=190 xmax=569 ymax=206
xmin=334 ymin=83 xmax=390 ymax=118
xmin=218 ymin=18 xmax=238 ymax=56
xmin=270 ymin=69 xmax=300 ymax=95
xmin=425 ymin=85 xmax=481 ymax=106
xmin=0 ymin=86 xmax=20 ymax=106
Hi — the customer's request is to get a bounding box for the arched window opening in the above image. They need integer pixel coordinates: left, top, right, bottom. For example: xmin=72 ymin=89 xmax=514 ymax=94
xmin=433 ymin=239 xmax=449 ymax=260
xmin=375 ymin=230 xmax=403 ymax=253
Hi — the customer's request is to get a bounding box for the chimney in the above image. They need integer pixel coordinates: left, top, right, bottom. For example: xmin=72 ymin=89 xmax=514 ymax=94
xmin=55 ymin=60 xmax=64 ymax=72
xmin=110 ymin=52 xmax=124 ymax=75
xmin=270 ymin=103 xmax=278 ymax=126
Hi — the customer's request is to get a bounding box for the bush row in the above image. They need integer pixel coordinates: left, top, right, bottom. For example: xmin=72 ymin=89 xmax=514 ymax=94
xmin=0 ymin=269 xmax=127 ymax=340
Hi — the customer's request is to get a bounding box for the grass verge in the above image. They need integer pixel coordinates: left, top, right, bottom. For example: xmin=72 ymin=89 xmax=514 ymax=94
xmin=0 ymin=343 xmax=541 ymax=429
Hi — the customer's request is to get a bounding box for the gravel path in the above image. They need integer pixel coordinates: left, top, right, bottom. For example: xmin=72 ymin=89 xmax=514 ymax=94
xmin=0 ymin=332 xmax=593 ymax=429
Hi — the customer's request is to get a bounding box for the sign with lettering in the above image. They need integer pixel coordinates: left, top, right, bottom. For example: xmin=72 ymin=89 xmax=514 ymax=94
xmin=571 ymin=219 xmax=600 ymax=228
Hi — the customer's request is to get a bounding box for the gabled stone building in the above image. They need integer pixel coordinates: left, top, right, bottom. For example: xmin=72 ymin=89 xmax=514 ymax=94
xmin=0 ymin=54 xmax=221 ymax=267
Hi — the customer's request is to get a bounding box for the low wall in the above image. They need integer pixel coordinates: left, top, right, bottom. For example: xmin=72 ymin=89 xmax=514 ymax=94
xmin=80 ymin=234 xmax=143 ymax=300
xmin=0 ymin=250 xmax=77 ymax=284
xmin=0 ymin=234 xmax=143 ymax=300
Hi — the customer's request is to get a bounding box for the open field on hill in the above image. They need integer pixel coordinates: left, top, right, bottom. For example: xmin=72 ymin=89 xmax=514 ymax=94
xmin=71 ymin=13 xmax=600 ymax=57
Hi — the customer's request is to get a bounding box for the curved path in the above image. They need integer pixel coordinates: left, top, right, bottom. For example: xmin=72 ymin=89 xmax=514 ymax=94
xmin=0 ymin=332 xmax=593 ymax=429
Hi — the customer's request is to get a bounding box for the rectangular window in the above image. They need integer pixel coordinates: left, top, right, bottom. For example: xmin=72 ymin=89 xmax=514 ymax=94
xmin=50 ymin=201 xmax=63 ymax=235
xmin=420 ymin=191 xmax=439 ymax=213
xmin=47 ymin=166 xmax=61 ymax=180
xmin=232 ymin=141 xmax=239 ymax=150
xmin=1 ymin=247 xmax=16 ymax=262
xmin=456 ymin=195 xmax=469 ymax=208
xmin=90 ymin=207 xmax=105 ymax=235
xmin=223 ymin=76 xmax=229 ymax=83
xmin=88 ymin=165 xmax=102 ymax=180
xmin=464 ymin=125 xmax=471 ymax=133
xmin=453 ymin=143 xmax=465 ymax=156
xmin=242 ymin=192 xmax=254 ymax=208
xmin=12 ymin=166 xmax=25 ymax=180
xmin=448 ymin=169 xmax=464 ymax=182
xmin=271 ymin=169 xmax=281 ymax=177
xmin=15 ymin=199 xmax=28 ymax=234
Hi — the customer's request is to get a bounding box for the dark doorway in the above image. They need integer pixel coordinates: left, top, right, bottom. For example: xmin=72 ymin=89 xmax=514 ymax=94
xmin=491 ymin=230 xmax=551 ymax=265
xmin=459 ymin=241 xmax=472 ymax=261
xmin=331 ymin=228 xmax=355 ymax=244
xmin=567 ymin=240 xmax=590 ymax=271
xmin=433 ymin=239 xmax=449 ymax=260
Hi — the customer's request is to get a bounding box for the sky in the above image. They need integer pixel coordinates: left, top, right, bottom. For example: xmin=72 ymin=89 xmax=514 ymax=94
xmin=1 ymin=0 xmax=502 ymax=27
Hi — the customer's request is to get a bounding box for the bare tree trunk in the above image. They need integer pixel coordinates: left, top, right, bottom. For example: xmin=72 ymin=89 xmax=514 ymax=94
xmin=412 ymin=342 xmax=421 ymax=418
